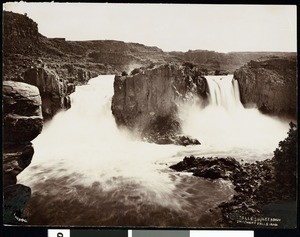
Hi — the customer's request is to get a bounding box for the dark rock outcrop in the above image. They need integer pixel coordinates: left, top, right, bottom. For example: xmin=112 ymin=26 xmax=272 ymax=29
xmin=170 ymin=155 xmax=278 ymax=225
xmin=170 ymin=123 xmax=297 ymax=227
xmin=3 ymin=11 xmax=39 ymax=55
xmin=3 ymin=81 xmax=43 ymax=143
xmin=3 ymin=81 xmax=43 ymax=224
xmin=3 ymin=184 xmax=31 ymax=224
xmin=111 ymin=64 xmax=207 ymax=144
xmin=170 ymin=156 xmax=242 ymax=180
xmin=3 ymin=144 xmax=34 ymax=187
xmin=234 ymin=57 xmax=297 ymax=118
xmin=142 ymin=115 xmax=201 ymax=145
xmin=24 ymin=67 xmax=75 ymax=118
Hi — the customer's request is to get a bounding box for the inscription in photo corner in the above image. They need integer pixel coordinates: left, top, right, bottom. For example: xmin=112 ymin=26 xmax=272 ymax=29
xmin=229 ymin=214 xmax=282 ymax=226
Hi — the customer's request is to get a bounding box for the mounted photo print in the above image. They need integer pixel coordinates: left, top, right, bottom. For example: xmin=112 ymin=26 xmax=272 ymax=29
xmin=2 ymin=2 xmax=297 ymax=229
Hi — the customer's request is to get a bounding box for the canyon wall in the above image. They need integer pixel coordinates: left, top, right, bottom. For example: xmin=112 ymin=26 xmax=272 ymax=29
xmin=3 ymin=11 xmax=177 ymax=84
xmin=3 ymin=81 xmax=43 ymax=223
xmin=24 ymin=67 xmax=75 ymax=119
xmin=169 ymin=50 xmax=296 ymax=74
xmin=111 ymin=64 xmax=207 ymax=144
xmin=234 ymin=57 xmax=297 ymax=118
xmin=4 ymin=10 xmax=295 ymax=84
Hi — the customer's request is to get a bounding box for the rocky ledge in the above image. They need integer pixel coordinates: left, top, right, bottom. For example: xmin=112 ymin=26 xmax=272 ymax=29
xmin=111 ymin=63 xmax=207 ymax=145
xmin=170 ymin=122 xmax=297 ymax=227
xmin=3 ymin=81 xmax=44 ymax=224
xmin=234 ymin=57 xmax=297 ymax=118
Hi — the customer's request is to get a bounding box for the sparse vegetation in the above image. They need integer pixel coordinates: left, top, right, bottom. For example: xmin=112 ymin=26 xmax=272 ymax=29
xmin=130 ymin=68 xmax=141 ymax=75
xmin=182 ymin=61 xmax=196 ymax=69
xmin=273 ymin=122 xmax=297 ymax=195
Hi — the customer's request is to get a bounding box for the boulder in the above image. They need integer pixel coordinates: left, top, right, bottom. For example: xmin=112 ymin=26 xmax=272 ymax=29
xmin=234 ymin=57 xmax=297 ymax=118
xmin=170 ymin=156 xmax=241 ymax=179
xmin=3 ymin=81 xmax=43 ymax=144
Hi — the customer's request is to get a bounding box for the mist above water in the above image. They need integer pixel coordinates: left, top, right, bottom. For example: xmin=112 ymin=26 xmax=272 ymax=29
xmin=180 ymin=75 xmax=290 ymax=161
xmin=17 ymin=74 xmax=290 ymax=226
xmin=19 ymin=76 xmax=188 ymax=207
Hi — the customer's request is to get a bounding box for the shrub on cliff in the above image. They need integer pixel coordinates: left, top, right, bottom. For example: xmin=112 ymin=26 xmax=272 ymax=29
xmin=130 ymin=68 xmax=141 ymax=75
xmin=148 ymin=62 xmax=156 ymax=69
xmin=182 ymin=62 xmax=196 ymax=69
xmin=273 ymin=122 xmax=297 ymax=193
xmin=121 ymin=71 xmax=128 ymax=76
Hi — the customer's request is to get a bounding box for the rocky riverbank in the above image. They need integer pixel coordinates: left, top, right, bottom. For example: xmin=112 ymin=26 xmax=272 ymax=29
xmin=170 ymin=122 xmax=297 ymax=227
xmin=3 ymin=81 xmax=44 ymax=224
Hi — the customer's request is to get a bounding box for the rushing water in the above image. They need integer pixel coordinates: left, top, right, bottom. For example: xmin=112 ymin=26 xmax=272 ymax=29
xmin=17 ymin=74 xmax=290 ymax=227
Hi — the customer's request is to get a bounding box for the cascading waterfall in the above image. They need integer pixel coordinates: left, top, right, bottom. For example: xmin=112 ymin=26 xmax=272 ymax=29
xmin=205 ymin=75 xmax=242 ymax=109
xmin=180 ymin=74 xmax=289 ymax=161
xmin=17 ymin=74 xmax=290 ymax=226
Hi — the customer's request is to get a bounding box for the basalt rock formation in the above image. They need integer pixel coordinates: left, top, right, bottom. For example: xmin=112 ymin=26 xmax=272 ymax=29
xmin=111 ymin=64 xmax=207 ymax=144
xmin=3 ymin=11 xmax=178 ymax=84
xmin=3 ymin=81 xmax=44 ymax=224
xmin=169 ymin=50 xmax=296 ymax=74
xmin=4 ymin=10 xmax=296 ymax=84
xmin=3 ymin=81 xmax=43 ymax=143
xmin=24 ymin=67 xmax=75 ymax=119
xmin=234 ymin=57 xmax=297 ymax=118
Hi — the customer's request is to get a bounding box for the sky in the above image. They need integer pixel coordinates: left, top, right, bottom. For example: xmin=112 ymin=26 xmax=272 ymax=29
xmin=3 ymin=2 xmax=297 ymax=53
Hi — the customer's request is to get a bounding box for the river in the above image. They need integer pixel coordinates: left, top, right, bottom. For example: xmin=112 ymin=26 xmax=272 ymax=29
xmin=17 ymin=75 xmax=289 ymax=227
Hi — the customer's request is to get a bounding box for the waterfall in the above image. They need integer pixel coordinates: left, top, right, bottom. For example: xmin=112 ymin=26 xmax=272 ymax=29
xmin=180 ymin=74 xmax=289 ymax=157
xmin=205 ymin=75 xmax=242 ymax=109
xmin=16 ymin=74 xmax=289 ymax=226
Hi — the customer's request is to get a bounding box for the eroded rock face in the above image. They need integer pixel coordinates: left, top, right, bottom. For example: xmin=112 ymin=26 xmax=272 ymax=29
xmin=24 ymin=67 xmax=75 ymax=118
xmin=234 ymin=57 xmax=297 ymax=118
xmin=3 ymin=81 xmax=43 ymax=143
xmin=111 ymin=64 xmax=207 ymax=143
xmin=3 ymin=81 xmax=43 ymax=224
xmin=3 ymin=11 xmax=39 ymax=55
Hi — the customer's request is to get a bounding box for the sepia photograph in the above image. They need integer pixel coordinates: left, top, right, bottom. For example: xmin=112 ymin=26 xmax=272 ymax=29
xmin=2 ymin=2 xmax=297 ymax=228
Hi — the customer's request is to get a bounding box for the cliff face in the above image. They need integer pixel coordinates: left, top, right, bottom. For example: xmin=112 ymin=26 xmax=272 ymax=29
xmin=111 ymin=64 xmax=207 ymax=143
xmin=3 ymin=11 xmax=39 ymax=55
xmin=234 ymin=57 xmax=297 ymax=118
xmin=4 ymin=10 xmax=296 ymax=83
xmin=169 ymin=50 xmax=296 ymax=74
xmin=24 ymin=67 xmax=75 ymax=118
xmin=3 ymin=11 xmax=178 ymax=84
xmin=3 ymin=81 xmax=43 ymax=224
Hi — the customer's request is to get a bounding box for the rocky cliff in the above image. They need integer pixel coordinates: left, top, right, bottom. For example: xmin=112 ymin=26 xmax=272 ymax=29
xmin=234 ymin=57 xmax=297 ymax=118
xmin=169 ymin=50 xmax=296 ymax=74
xmin=24 ymin=67 xmax=75 ymax=119
xmin=3 ymin=11 xmax=178 ymax=84
xmin=4 ymin=10 xmax=296 ymax=84
xmin=111 ymin=64 xmax=207 ymax=144
xmin=3 ymin=81 xmax=43 ymax=224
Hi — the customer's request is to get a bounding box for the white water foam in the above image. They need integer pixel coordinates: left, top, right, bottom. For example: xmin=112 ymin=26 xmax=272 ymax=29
xmin=18 ymin=75 xmax=189 ymax=209
xmin=16 ymin=74 xmax=290 ymax=223
xmin=179 ymin=75 xmax=290 ymax=161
